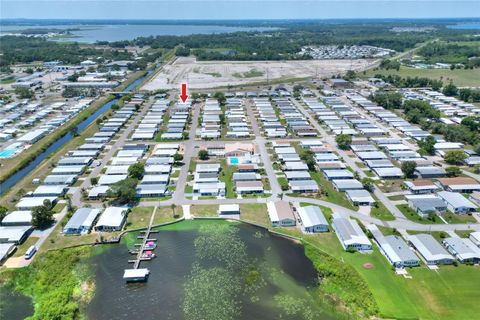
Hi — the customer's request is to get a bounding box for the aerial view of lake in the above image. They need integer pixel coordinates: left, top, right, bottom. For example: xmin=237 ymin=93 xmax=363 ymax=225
xmin=86 ymin=221 xmax=337 ymax=320
xmin=0 ymin=24 xmax=277 ymax=42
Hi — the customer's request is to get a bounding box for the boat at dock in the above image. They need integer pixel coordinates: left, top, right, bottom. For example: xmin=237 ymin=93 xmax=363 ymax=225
xmin=140 ymin=251 xmax=156 ymax=259
xmin=144 ymin=241 xmax=157 ymax=250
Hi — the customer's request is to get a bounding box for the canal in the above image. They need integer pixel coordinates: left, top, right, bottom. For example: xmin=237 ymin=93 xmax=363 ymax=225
xmin=0 ymin=67 xmax=154 ymax=195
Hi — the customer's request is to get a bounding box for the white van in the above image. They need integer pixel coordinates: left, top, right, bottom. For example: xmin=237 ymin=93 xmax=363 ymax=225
xmin=24 ymin=245 xmax=37 ymax=260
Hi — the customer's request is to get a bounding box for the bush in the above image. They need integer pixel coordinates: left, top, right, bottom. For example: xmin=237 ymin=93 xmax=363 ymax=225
xmin=303 ymin=243 xmax=378 ymax=317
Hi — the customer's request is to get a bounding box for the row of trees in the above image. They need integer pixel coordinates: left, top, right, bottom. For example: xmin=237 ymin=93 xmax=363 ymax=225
xmin=0 ymin=36 xmax=133 ymax=67
xmin=373 ymin=74 xmax=443 ymax=90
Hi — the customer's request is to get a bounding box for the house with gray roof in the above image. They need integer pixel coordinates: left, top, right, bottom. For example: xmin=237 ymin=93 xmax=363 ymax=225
xmin=332 ymin=213 xmax=371 ymax=252
xmin=63 ymin=208 xmax=102 ymax=235
xmin=442 ymin=237 xmax=480 ymax=263
xmin=406 ymin=195 xmax=447 ymax=218
xmin=408 ymin=234 xmax=454 ymax=265
xmin=297 ymin=206 xmax=328 ymax=233
xmin=437 ymin=191 xmax=478 ymax=214
xmin=368 ymin=225 xmax=420 ymax=268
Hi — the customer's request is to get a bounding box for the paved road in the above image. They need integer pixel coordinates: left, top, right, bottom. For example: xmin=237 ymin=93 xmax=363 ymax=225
xmin=72 ymin=97 xmax=154 ymax=207
xmin=58 ymin=91 xmax=480 ymax=243
xmin=290 ymin=97 xmax=407 ymax=219
xmin=244 ymin=100 xmax=282 ymax=196
xmin=171 ymin=101 xmax=201 ymax=203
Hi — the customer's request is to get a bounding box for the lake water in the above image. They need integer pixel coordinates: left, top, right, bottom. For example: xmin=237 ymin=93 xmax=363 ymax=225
xmin=86 ymin=221 xmax=337 ymax=320
xmin=447 ymin=23 xmax=480 ymax=30
xmin=0 ymin=286 xmax=34 ymax=320
xmin=0 ymin=24 xmax=277 ymax=42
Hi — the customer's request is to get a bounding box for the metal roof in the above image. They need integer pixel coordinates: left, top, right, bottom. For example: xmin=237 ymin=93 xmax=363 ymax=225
xmin=437 ymin=191 xmax=477 ymax=209
xmin=408 ymin=234 xmax=453 ymax=262
xmin=298 ymin=206 xmax=328 ymax=228
xmin=96 ymin=207 xmax=127 ymax=228
xmin=332 ymin=214 xmax=370 ymax=247
xmin=64 ymin=208 xmax=101 ymax=231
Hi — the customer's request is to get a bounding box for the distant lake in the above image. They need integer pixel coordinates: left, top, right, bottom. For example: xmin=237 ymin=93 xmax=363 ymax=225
xmin=0 ymin=24 xmax=277 ymax=42
xmin=447 ymin=23 xmax=480 ymax=30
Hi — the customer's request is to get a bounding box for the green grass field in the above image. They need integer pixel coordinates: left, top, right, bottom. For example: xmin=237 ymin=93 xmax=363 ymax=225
xmin=126 ymin=206 xmax=181 ymax=229
xmin=239 ymin=203 xmax=269 ymax=226
xmin=219 ymin=159 xmax=236 ymax=198
xmin=290 ymin=201 xmax=480 ymax=319
xmin=298 ymin=228 xmax=480 ymax=319
xmin=397 ymin=204 xmax=444 ymax=224
xmin=309 ymin=171 xmax=358 ymax=210
xmin=370 ymin=200 xmax=396 ymax=221
xmin=365 ymin=66 xmax=480 ymax=87
xmin=190 ymin=205 xmax=219 ymax=217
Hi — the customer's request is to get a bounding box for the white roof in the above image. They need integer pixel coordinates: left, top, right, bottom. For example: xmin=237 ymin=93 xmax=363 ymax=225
xmin=298 ymin=206 xmax=328 ymax=228
xmin=96 ymin=207 xmax=127 ymax=228
xmin=0 ymin=226 xmax=31 ymax=243
xmin=332 ymin=214 xmax=371 ymax=247
xmin=218 ymin=204 xmax=240 ymax=213
xmin=98 ymin=174 xmax=127 ymax=185
xmin=16 ymin=197 xmax=57 ymax=209
xmin=408 ymin=233 xmax=453 ymax=262
xmin=437 ymin=191 xmax=477 ymax=209
xmin=2 ymin=211 xmax=32 ymax=225
xmin=123 ymin=268 xmax=149 ymax=279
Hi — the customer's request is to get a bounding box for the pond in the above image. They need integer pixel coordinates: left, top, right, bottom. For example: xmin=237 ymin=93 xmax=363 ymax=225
xmin=86 ymin=220 xmax=338 ymax=320
xmin=0 ymin=286 xmax=34 ymax=320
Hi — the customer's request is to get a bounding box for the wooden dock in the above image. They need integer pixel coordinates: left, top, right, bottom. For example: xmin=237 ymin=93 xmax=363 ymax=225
xmin=132 ymin=206 xmax=157 ymax=269
xmin=123 ymin=207 xmax=158 ymax=281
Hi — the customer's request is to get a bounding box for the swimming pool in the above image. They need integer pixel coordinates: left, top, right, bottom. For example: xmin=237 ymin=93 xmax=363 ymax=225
xmin=228 ymin=157 xmax=239 ymax=165
xmin=0 ymin=149 xmax=16 ymax=158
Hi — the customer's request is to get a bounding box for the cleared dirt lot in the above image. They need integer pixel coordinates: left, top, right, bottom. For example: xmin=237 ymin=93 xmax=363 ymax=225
xmin=142 ymin=57 xmax=377 ymax=90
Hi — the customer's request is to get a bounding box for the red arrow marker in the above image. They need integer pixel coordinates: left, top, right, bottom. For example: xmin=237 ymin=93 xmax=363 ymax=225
xmin=180 ymin=83 xmax=188 ymax=103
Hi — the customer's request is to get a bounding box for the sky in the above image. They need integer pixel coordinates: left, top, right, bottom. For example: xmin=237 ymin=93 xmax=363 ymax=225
xmin=1 ymin=0 xmax=479 ymax=20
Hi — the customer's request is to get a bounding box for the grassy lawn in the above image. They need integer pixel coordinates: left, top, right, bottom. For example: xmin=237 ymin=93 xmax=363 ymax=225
xmin=407 ymin=230 xmax=449 ymax=242
xmin=440 ymin=212 xmax=477 ymax=224
xmin=300 ymin=202 xmax=334 ymax=220
xmin=365 ymin=66 xmax=480 ymax=87
xmin=190 ymin=204 xmax=218 ymax=217
xmin=364 ymin=170 xmax=376 ymax=178
xmin=455 ymin=230 xmax=474 ymax=238
xmin=310 ymin=171 xmax=357 ymax=210
xmin=219 ymin=159 xmax=236 ymax=199
xmin=39 ymin=214 xmax=106 ymax=253
xmin=239 ymin=203 xmax=269 ymax=227
xmin=126 ymin=206 xmax=182 ymax=230
xmin=13 ymin=236 xmax=39 ymax=257
xmin=397 ymin=204 xmax=444 ymax=224
xmin=375 ymin=179 xmax=404 ymax=193
xmin=355 ymin=161 xmax=366 ymax=168
xmin=277 ymin=226 xmax=480 ymax=320
xmin=377 ymin=226 xmax=401 ymax=236
xmin=387 ymin=195 xmax=405 ymax=201
xmin=370 ymin=200 xmax=396 ymax=221
xmin=184 ymin=185 xmax=193 ymax=194
xmin=277 ymin=176 xmax=289 ymax=190
xmin=171 ymin=170 xmax=180 ymax=178
xmin=52 ymin=202 xmax=67 ymax=213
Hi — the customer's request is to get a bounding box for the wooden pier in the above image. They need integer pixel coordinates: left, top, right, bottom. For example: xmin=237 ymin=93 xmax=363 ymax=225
xmin=123 ymin=207 xmax=158 ymax=282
